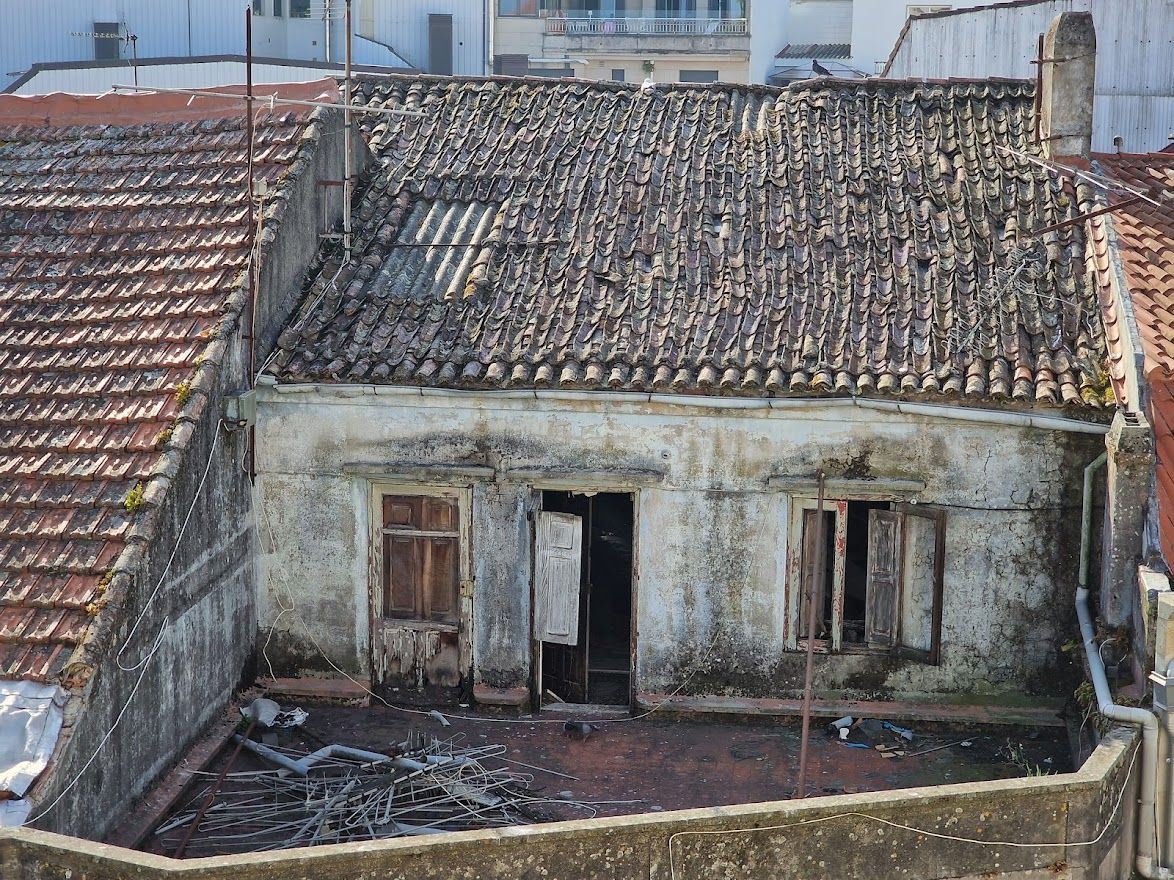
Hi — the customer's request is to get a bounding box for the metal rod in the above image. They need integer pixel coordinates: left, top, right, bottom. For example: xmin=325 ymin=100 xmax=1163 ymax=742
xmin=994 ymin=144 xmax=1164 ymax=207
xmin=796 ymin=468 xmax=826 ymax=799
xmin=245 ymin=7 xmax=258 ymax=484
xmin=1024 ymin=194 xmax=1145 ymax=238
xmin=1032 ymin=33 xmax=1044 ymax=143
xmin=173 ymin=719 xmax=256 ymax=858
xmin=343 ymin=0 xmax=353 ymax=259
xmin=108 ymin=84 xmax=427 ymax=118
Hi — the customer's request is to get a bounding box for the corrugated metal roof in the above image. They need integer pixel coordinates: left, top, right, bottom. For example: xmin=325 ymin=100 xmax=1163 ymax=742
xmin=883 ymin=0 xmax=1174 ymax=153
xmin=776 ymin=44 xmax=852 ymax=59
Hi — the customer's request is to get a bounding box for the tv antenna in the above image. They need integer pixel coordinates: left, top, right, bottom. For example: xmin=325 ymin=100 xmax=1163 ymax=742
xmin=70 ymin=26 xmax=140 ymax=86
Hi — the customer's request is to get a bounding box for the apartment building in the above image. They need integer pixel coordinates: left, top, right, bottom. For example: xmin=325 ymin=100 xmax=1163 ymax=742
xmin=493 ymin=1 xmax=752 ymax=84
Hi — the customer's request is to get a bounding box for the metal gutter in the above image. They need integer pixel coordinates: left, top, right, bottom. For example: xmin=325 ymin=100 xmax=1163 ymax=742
xmin=259 ymin=383 xmax=1111 ymax=434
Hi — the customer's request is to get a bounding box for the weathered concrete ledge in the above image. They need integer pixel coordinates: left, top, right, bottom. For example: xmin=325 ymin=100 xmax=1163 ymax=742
xmin=1 ymin=727 xmax=1140 ymax=880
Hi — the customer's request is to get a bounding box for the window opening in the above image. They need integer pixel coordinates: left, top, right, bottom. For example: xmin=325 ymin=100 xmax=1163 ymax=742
xmin=795 ymin=498 xmax=944 ymax=660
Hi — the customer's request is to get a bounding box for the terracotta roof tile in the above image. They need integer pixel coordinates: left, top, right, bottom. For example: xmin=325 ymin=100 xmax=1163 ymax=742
xmin=1091 ymin=152 xmax=1174 ymax=567
xmin=0 ymin=86 xmax=328 ymax=682
xmin=271 ymin=76 xmax=1108 ymax=412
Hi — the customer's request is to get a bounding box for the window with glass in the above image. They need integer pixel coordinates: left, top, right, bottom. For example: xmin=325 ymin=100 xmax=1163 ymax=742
xmin=290 ymin=0 xmax=312 ymax=18
xmin=252 ymin=0 xmax=265 ymax=15
xmin=500 ymin=0 xmax=540 ymax=14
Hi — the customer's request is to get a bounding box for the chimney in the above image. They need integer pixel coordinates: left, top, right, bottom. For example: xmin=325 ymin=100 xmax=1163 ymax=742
xmin=1040 ymin=11 xmax=1096 ymax=162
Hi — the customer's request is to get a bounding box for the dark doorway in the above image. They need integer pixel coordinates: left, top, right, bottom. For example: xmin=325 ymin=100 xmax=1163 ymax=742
xmin=539 ymin=491 xmax=634 ymax=706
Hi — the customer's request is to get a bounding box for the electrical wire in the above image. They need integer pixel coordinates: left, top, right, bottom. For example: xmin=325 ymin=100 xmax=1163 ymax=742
xmin=27 ymin=623 xmax=168 ymax=823
xmin=117 ymin=420 xmax=224 ymax=672
xmin=666 ymin=739 xmax=1142 ymax=880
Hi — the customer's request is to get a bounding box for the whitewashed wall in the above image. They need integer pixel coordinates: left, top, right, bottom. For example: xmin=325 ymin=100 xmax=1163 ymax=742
xmin=884 ymin=0 xmax=1174 ymax=153
xmin=1 ymin=0 xmax=485 ymax=91
xmin=254 ymin=386 xmax=1101 ymax=705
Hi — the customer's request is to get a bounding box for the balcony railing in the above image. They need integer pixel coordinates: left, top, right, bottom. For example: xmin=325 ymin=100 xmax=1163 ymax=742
xmin=544 ymin=16 xmax=748 ymax=36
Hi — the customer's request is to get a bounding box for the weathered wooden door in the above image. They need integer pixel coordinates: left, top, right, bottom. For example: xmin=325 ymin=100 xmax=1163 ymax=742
xmin=371 ymin=492 xmax=469 ymax=702
xmin=535 ymin=511 xmax=588 ymax=702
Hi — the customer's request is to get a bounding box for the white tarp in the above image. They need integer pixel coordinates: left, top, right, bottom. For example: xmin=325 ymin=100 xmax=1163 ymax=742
xmin=0 ymin=679 xmax=66 ymax=826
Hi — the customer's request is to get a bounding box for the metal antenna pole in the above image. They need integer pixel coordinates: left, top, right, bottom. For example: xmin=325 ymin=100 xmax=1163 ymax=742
xmin=343 ymin=0 xmax=353 ymax=259
xmin=796 ymin=469 xmax=826 ymax=799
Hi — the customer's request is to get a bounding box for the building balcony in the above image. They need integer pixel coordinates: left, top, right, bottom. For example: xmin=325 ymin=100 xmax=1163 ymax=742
xmin=544 ymin=16 xmax=748 ymax=36
xmin=543 ymin=16 xmax=749 ymax=55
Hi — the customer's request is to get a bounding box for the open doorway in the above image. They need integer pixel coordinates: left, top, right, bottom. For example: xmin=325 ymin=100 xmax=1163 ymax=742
xmin=537 ymin=491 xmax=634 ymax=706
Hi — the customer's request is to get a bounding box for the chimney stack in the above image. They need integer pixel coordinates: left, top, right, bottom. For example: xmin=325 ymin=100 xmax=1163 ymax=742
xmin=1040 ymin=11 xmax=1096 ymax=162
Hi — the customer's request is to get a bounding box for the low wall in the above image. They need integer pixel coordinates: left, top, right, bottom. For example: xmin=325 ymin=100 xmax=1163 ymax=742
xmin=1 ymin=727 xmax=1140 ymax=880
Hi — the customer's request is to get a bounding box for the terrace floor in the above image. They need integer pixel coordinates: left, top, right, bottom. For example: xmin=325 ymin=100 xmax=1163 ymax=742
xmin=120 ymin=699 xmax=1073 ymax=858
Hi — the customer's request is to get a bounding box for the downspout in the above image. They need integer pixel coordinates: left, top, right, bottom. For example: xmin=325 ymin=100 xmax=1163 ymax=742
xmin=1075 ymin=451 xmax=1167 ymax=878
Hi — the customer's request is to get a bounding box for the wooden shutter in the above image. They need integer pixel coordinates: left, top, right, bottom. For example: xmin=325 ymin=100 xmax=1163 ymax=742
xmin=381 ymin=494 xmax=460 ymax=624
xmin=534 ymin=511 xmax=582 ymax=645
xmin=865 ymin=509 xmax=904 ymax=648
xmin=799 ymin=509 xmax=828 ymax=640
xmin=897 ymin=505 xmax=946 ymax=664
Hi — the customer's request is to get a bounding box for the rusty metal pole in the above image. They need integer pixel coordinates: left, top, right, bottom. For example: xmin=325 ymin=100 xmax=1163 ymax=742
xmin=173 ymin=719 xmax=256 ymax=858
xmin=796 ymin=469 xmax=826 ymax=799
xmin=343 ymin=0 xmax=353 ymax=259
xmin=1033 ymin=32 xmax=1044 ymax=143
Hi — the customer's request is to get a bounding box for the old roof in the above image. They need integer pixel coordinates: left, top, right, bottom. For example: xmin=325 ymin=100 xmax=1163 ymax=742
xmin=1090 ymin=151 xmax=1174 ymax=563
xmin=0 ymin=85 xmax=325 ymax=682
xmin=271 ymin=75 xmax=1108 ymax=411
xmin=1093 ymin=153 xmax=1174 ymax=380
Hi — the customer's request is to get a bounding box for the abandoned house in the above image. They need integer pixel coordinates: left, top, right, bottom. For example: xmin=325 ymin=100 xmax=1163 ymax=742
xmin=254 ymin=61 xmax=1120 ymax=717
xmin=4 ymin=10 xmax=1174 ymax=880
xmin=0 ymin=82 xmax=349 ymax=835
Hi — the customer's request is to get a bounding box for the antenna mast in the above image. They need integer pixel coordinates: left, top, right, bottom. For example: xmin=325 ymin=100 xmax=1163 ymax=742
xmin=343 ymin=0 xmax=353 ymax=259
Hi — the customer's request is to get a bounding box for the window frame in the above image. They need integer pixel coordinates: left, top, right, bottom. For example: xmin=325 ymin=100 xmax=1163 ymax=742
xmin=252 ymin=0 xmax=266 ymax=16
xmin=370 ymin=484 xmax=471 ymax=631
xmin=786 ymin=495 xmax=945 ymax=663
xmin=500 ymin=0 xmax=541 ymax=16
xmin=289 ymin=0 xmax=312 ymax=19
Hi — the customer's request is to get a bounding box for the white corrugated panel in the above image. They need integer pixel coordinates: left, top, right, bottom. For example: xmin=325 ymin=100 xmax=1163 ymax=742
xmin=885 ymin=0 xmax=1174 ymax=152
xmin=785 ymin=0 xmax=854 ymax=45
xmin=361 ymin=0 xmax=486 ymax=75
xmin=0 ymin=680 xmax=66 ymax=826
xmin=10 ymin=61 xmax=357 ymax=96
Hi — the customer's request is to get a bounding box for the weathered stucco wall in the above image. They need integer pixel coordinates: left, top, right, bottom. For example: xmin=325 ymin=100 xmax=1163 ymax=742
xmin=254 ymin=387 xmax=1103 ymax=705
xmin=27 ymin=349 xmax=255 ymax=841
xmin=1 ymin=726 xmax=1141 ymax=880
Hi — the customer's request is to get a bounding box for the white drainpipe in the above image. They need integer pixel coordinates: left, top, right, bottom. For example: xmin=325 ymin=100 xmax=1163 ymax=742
xmin=1076 ymin=451 xmax=1168 ymax=878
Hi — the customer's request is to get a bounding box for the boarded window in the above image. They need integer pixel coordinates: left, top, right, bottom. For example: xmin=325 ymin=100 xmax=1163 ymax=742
xmin=381 ymin=494 xmax=460 ymax=624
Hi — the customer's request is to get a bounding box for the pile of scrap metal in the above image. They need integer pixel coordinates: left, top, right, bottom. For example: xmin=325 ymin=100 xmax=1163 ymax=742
xmin=156 ymin=700 xmax=622 ymax=856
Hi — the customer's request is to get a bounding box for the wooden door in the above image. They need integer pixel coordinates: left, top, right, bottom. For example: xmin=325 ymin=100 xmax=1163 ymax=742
xmin=535 ymin=510 xmax=588 ymax=702
xmin=372 ymin=492 xmax=465 ymax=702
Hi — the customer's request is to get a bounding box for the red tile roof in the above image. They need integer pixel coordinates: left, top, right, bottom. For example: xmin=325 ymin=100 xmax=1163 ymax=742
xmin=1091 ymin=151 xmax=1174 ymax=563
xmin=0 ymin=84 xmax=329 ymax=682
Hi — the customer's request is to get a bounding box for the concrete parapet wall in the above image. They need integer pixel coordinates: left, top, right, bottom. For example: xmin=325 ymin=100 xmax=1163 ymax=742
xmin=1 ymin=727 xmax=1141 ymax=880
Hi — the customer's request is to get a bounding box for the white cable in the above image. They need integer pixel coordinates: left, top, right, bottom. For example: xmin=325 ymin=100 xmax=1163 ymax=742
xmin=117 ymin=421 xmax=223 ymax=671
xmin=666 ymin=741 xmax=1142 ymax=880
xmin=27 ymin=622 xmax=168 ymax=823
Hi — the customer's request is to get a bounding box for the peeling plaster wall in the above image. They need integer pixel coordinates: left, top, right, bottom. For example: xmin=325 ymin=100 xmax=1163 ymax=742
xmin=28 ymin=349 xmax=255 ymax=841
xmin=255 ymin=389 xmax=1102 ymax=704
